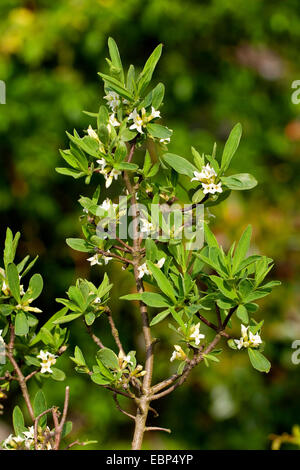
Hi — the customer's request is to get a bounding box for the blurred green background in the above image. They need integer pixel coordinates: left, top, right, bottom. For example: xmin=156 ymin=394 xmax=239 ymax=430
xmin=0 ymin=0 xmax=300 ymax=450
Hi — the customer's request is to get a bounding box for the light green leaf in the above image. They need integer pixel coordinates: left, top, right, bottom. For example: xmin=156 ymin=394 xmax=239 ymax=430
xmin=236 ymin=305 xmax=249 ymax=324
xmin=7 ymin=263 xmax=21 ymax=302
xmin=221 ymin=123 xmax=242 ymax=172
xmin=232 ymin=225 xmax=252 ymax=273
xmin=162 ymin=153 xmax=197 ymax=178
xmin=120 ymin=292 xmax=170 ymax=308
xmin=15 ymin=311 xmax=29 ymax=336
xmin=248 ymin=348 xmax=271 ymax=373
xmin=147 ymin=261 xmax=177 ymax=304
xmin=150 ymin=309 xmax=170 ymax=326
xmin=221 ymin=173 xmax=257 ymax=191
xmin=97 ymin=348 xmax=119 ymax=370
xmin=34 ymin=390 xmax=47 ymax=428
xmin=13 ymin=406 xmax=26 ymax=436
xmin=66 ymin=238 xmax=93 ymax=253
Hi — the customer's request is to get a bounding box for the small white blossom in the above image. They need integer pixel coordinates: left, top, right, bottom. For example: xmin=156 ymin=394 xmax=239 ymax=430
xmin=87 ymin=125 xmax=99 ymax=140
xmin=118 ymin=351 xmax=133 ymax=369
xmin=104 ymin=168 xmax=121 ymax=188
xmin=94 ymin=296 xmax=101 ymax=304
xmin=108 ymin=113 xmax=120 ymax=129
xmin=140 ymin=218 xmax=155 ymax=233
xmin=83 ymin=208 xmax=89 ymax=214
xmin=96 ymin=158 xmax=107 ymax=172
xmin=149 ymin=106 xmax=160 ymax=120
xmin=37 ymin=350 xmax=57 ymax=374
xmin=202 ymin=182 xmax=223 ymax=195
xmin=160 ymin=137 xmax=171 ymax=144
xmin=23 ymin=426 xmax=34 ymax=441
xmin=191 ymin=164 xmax=222 ymax=195
xmin=104 ymin=91 xmax=120 ymax=112
xmin=234 ymin=324 xmax=262 ymax=350
xmin=155 ymin=257 xmax=166 ymax=269
xmin=128 ymin=108 xmax=145 ymax=134
xmin=99 ymin=198 xmax=117 ymax=212
xmin=188 ymin=322 xmax=205 ymax=346
xmin=87 ymin=254 xmax=102 ymax=266
xmin=137 ymin=263 xmax=151 ymax=279
xmin=170 ymin=345 xmax=186 ymax=362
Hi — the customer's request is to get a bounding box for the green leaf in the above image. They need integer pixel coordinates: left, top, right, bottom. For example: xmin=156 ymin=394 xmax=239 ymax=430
xmin=152 ymin=82 xmax=165 ymax=108
xmin=27 ymin=273 xmax=43 ymax=301
xmin=91 ymin=373 xmax=111 ymax=385
xmin=137 ymin=44 xmax=163 ymax=95
xmin=162 ymin=153 xmax=197 ymax=178
xmin=147 ymin=124 xmax=172 ymax=139
xmin=51 ymin=368 xmax=66 ymax=381
xmin=204 ymin=223 xmax=219 ymax=248
xmin=120 ymin=292 xmax=170 ymax=308
xmin=97 ymin=348 xmax=119 ymax=370
xmin=108 ymin=37 xmax=124 ymax=83
xmin=150 ymin=309 xmax=170 ymax=326
xmin=221 ymin=173 xmax=257 ymax=191
xmin=62 ymin=421 xmax=73 ymax=439
xmin=66 ymin=238 xmax=93 ymax=253
xmin=99 ymin=73 xmax=133 ymax=101
xmin=30 ymin=307 xmax=68 ymax=346
xmin=53 ymin=313 xmax=83 ymax=324
xmin=13 ymin=406 xmax=26 ymax=436
xmin=56 ymin=167 xmax=85 ymax=179
xmin=248 ymin=348 xmax=271 ymax=373
xmin=147 ymin=261 xmax=177 ymax=304
xmin=7 ymin=263 xmax=21 ymax=302
xmin=232 ymin=225 xmax=252 ymax=273
xmin=4 ymin=228 xmax=20 ymax=268
xmin=34 ymin=390 xmax=47 ymax=428
xmin=221 ymin=123 xmax=242 ymax=172
xmin=236 ymin=305 xmax=249 ymax=324
xmin=74 ymin=346 xmax=86 ymax=366
xmin=15 ymin=311 xmax=29 ymax=336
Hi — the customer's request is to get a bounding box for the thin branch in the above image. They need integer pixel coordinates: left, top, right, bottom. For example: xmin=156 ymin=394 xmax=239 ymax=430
xmin=115 ymin=237 xmax=133 ymax=252
xmin=105 ymin=309 xmax=124 ymax=354
xmin=112 ymin=393 xmax=135 ymax=420
xmin=145 ymin=426 xmax=171 ymax=434
xmin=5 ymin=325 xmax=35 ymax=421
xmin=84 ymin=319 xmax=105 ymax=349
xmin=151 ymin=334 xmax=222 ymax=401
xmin=97 ymin=248 xmax=134 ymax=265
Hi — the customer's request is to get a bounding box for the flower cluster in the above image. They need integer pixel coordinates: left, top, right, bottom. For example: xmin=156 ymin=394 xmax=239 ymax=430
xmin=87 ymin=252 xmax=112 ymax=267
xmin=234 ymin=324 xmax=262 ymax=350
xmin=191 ymin=163 xmax=222 ymax=195
xmin=128 ymin=107 xmax=160 ymax=134
xmin=2 ymin=426 xmax=53 ymax=450
xmin=96 ymin=158 xmax=121 ymax=188
xmin=37 ymin=350 xmax=57 ymax=374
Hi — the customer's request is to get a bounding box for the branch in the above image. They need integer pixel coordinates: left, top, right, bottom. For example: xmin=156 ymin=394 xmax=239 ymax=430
xmin=151 ymin=333 xmax=222 ymax=401
xmin=5 ymin=325 xmax=35 ymax=421
xmin=105 ymin=308 xmax=124 ymax=355
xmin=145 ymin=426 xmax=171 ymax=434
xmin=84 ymin=319 xmax=105 ymax=349
xmin=112 ymin=392 xmax=135 ymax=420
xmin=97 ymin=248 xmax=134 ymax=266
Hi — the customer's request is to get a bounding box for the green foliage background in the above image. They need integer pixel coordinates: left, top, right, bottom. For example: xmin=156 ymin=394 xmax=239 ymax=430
xmin=0 ymin=0 xmax=299 ymax=449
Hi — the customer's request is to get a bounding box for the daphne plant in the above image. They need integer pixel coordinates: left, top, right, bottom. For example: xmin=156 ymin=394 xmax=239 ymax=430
xmin=0 ymin=38 xmax=280 ymax=451
xmin=0 ymin=229 xmax=74 ymax=450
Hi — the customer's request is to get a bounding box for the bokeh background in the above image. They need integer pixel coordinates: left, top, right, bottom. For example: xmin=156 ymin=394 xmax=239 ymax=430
xmin=0 ymin=0 xmax=300 ymax=450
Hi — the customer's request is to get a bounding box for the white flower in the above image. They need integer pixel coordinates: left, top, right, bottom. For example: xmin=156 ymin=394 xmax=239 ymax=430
xmin=128 ymin=108 xmax=144 ymax=134
xmin=108 ymin=113 xmax=120 ymax=129
xmin=118 ymin=351 xmax=133 ymax=369
xmin=2 ymin=434 xmax=14 ymax=449
xmin=170 ymin=345 xmax=186 ymax=362
xmin=87 ymin=254 xmax=102 ymax=266
xmin=99 ymin=198 xmax=118 ymax=213
xmin=104 ymin=168 xmax=121 ymax=188
xmin=202 ymin=182 xmax=223 ymax=195
xmin=104 ymin=91 xmax=120 ymax=112
xmin=234 ymin=324 xmax=262 ymax=350
xmin=191 ymin=164 xmax=222 ymax=195
xmin=160 ymin=137 xmax=170 ymax=144
xmin=249 ymin=331 xmax=262 ymax=348
xmin=137 ymin=263 xmax=151 ymax=279
xmin=37 ymin=350 xmax=57 ymax=374
xmin=94 ymin=296 xmax=101 ymax=304
xmin=192 ymin=164 xmax=216 ymax=182
xmin=96 ymin=158 xmax=107 ymax=172
xmin=23 ymin=426 xmax=34 ymax=441
xmin=83 ymin=208 xmax=89 ymax=214
xmin=156 ymin=257 xmax=165 ymax=269
xmin=87 ymin=125 xmax=99 ymax=140
xmin=140 ymin=218 xmax=155 ymax=233
xmin=149 ymin=106 xmax=160 ymax=120
xmin=103 ymin=251 xmax=112 ymax=265
xmin=189 ymin=323 xmax=205 ymax=346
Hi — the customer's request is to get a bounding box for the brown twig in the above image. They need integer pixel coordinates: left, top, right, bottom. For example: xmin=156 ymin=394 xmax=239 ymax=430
xmin=105 ymin=309 xmax=124 ymax=354
xmin=112 ymin=392 xmax=135 ymax=420
xmin=145 ymin=426 xmax=171 ymax=434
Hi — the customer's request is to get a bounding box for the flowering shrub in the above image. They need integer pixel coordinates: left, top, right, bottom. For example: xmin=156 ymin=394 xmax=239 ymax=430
xmin=0 ymin=39 xmax=280 ymax=450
